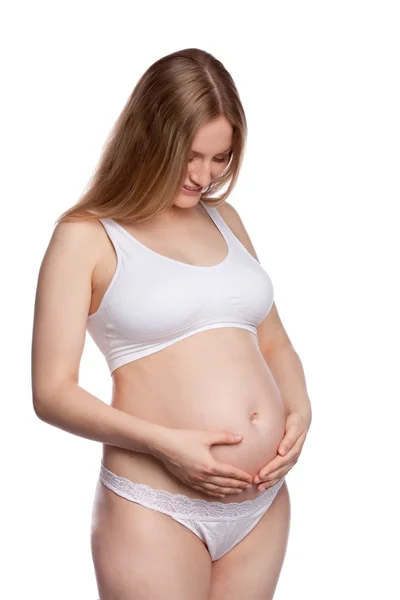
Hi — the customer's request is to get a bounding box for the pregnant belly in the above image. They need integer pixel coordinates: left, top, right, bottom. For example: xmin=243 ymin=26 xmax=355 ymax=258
xmin=108 ymin=329 xmax=287 ymax=501
xmin=209 ymin=404 xmax=286 ymax=477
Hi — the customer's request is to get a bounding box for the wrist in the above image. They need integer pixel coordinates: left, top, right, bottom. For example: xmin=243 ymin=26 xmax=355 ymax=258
xmin=145 ymin=423 xmax=174 ymax=460
xmin=287 ymin=409 xmax=312 ymax=430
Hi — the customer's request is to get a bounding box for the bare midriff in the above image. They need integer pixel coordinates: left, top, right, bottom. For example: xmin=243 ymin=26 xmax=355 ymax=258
xmin=102 ymin=326 xmax=286 ymax=504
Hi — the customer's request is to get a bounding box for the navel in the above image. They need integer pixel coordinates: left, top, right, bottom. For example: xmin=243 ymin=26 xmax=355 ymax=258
xmin=249 ymin=411 xmax=260 ymax=424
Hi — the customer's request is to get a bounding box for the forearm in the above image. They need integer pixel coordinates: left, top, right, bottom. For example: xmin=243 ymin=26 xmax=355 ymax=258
xmin=33 ymin=381 xmax=169 ymax=456
xmin=264 ymin=344 xmax=312 ymax=427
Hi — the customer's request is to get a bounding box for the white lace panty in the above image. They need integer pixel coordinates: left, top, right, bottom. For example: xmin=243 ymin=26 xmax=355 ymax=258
xmin=99 ymin=462 xmax=285 ymax=561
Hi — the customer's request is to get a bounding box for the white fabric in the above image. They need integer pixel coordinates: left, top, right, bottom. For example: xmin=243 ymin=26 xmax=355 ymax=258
xmin=100 ymin=462 xmax=285 ymax=561
xmin=87 ymin=201 xmax=274 ymax=374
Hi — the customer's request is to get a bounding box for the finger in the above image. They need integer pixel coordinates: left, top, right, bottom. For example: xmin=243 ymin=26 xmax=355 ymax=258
xmin=255 ymin=459 xmax=287 ymax=482
xmin=254 ymin=456 xmax=285 ymax=482
xmin=278 ymin=440 xmax=291 ymax=456
xmin=209 ymin=431 xmax=245 ymax=446
xmin=191 ymin=484 xmax=225 ymax=498
xmin=279 ymin=428 xmax=305 ymax=455
xmin=201 ymin=481 xmax=245 ymax=495
xmin=256 ymin=439 xmax=302 ymax=481
xmin=255 ymin=434 xmax=305 ymax=484
xmin=206 ymin=475 xmax=252 ymax=490
xmin=215 ymin=463 xmax=253 ymax=484
xmin=258 ymin=462 xmax=296 ymax=486
xmin=259 ymin=457 xmax=300 ymax=489
xmin=278 ymin=425 xmax=299 ymax=456
xmin=258 ymin=477 xmax=283 ymax=491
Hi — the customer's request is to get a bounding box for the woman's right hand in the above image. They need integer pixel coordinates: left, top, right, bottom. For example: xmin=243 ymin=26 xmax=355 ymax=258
xmin=151 ymin=427 xmax=254 ymax=498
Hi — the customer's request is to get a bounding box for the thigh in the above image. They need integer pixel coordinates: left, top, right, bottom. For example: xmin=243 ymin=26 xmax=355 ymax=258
xmin=91 ymin=480 xmax=212 ymax=600
xmin=210 ymin=480 xmax=291 ymax=600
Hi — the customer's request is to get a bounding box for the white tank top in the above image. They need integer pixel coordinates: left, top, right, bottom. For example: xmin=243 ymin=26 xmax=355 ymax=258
xmin=86 ymin=201 xmax=274 ymax=374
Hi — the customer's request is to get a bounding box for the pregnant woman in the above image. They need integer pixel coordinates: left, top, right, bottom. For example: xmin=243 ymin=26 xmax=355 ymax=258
xmin=32 ymin=48 xmax=312 ymax=599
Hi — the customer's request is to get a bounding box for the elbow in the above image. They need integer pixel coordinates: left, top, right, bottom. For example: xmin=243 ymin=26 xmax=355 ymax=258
xmin=32 ymin=390 xmax=55 ymax=422
xmin=31 ymin=378 xmax=72 ymax=422
xmin=32 ymin=394 xmax=50 ymax=421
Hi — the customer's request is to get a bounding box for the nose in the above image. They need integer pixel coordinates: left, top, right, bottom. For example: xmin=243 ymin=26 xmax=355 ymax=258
xmin=188 ymin=163 xmax=213 ymax=189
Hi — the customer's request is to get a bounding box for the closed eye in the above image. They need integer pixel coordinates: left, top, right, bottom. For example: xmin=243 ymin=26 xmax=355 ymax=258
xmin=188 ymin=156 xmax=230 ymax=163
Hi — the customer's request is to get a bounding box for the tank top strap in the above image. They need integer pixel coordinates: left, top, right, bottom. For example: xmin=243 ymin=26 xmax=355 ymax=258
xmin=200 ymin=201 xmax=236 ymax=244
xmin=97 ymin=218 xmax=126 ymax=261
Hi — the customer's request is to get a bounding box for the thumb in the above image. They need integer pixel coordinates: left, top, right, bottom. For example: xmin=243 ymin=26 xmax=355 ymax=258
xmin=211 ymin=431 xmax=243 ymax=446
xmin=279 ymin=433 xmax=294 ymax=455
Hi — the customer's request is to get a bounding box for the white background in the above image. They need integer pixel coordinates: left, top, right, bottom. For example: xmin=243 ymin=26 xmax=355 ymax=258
xmin=2 ymin=1 xmax=399 ymax=598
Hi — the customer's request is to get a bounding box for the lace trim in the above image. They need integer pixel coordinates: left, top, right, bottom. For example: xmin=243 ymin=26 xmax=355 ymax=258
xmin=99 ymin=462 xmax=285 ymax=521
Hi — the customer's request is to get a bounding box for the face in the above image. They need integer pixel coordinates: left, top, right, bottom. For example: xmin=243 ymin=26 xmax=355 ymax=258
xmin=174 ymin=115 xmax=233 ymax=209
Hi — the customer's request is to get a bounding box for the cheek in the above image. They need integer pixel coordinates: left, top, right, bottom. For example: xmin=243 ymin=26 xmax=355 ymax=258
xmin=212 ymin=163 xmax=228 ymax=178
xmin=185 ymin=161 xmax=229 ymax=181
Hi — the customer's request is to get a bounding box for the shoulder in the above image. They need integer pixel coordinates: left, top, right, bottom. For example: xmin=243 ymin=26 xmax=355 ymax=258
xmin=214 ymin=201 xmax=260 ymax=262
xmin=47 ymin=218 xmax=107 ymax=275
xmin=50 ymin=217 xmax=105 ymax=253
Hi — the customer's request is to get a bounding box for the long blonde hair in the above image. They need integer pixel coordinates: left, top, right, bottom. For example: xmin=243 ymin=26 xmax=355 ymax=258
xmin=56 ymin=48 xmax=247 ymax=225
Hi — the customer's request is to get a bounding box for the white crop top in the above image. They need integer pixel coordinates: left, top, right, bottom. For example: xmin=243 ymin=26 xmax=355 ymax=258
xmin=86 ymin=201 xmax=274 ymax=374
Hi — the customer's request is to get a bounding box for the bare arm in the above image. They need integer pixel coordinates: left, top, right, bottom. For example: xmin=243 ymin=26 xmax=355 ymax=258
xmin=31 ymin=219 xmax=168 ymax=456
xmin=217 ymin=201 xmax=312 ymax=425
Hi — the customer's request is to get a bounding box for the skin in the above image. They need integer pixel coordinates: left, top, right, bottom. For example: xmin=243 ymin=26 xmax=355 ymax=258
xmin=36 ymin=116 xmax=302 ymax=598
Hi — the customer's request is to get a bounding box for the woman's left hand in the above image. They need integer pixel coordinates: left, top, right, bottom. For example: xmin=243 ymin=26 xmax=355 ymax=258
xmin=253 ymin=412 xmax=311 ymax=491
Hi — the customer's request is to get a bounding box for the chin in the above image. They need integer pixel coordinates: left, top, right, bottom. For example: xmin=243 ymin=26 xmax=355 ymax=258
xmin=174 ymin=195 xmax=202 ymax=209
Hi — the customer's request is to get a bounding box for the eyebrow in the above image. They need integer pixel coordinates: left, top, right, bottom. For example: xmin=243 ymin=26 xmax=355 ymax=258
xmin=190 ymin=147 xmax=232 ymax=157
